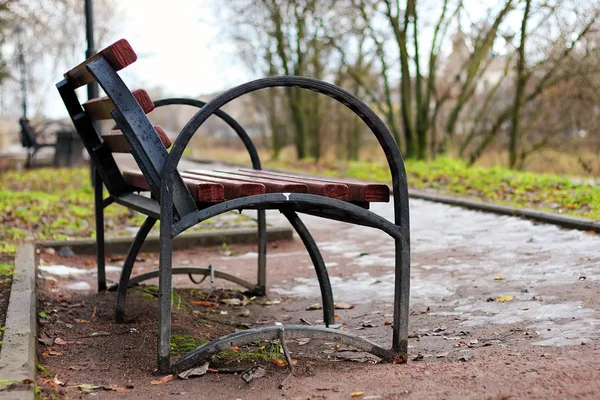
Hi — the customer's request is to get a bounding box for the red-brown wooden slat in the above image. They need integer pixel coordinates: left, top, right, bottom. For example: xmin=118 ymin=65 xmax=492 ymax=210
xmin=103 ymin=125 xmax=171 ymax=153
xmin=122 ymin=170 xmax=224 ymax=203
xmin=185 ymin=170 xmax=309 ymax=194
xmin=180 ymin=172 xmax=265 ymax=200
xmin=64 ymin=39 xmax=137 ymax=88
xmin=239 ymin=169 xmax=390 ymax=202
xmin=83 ymin=89 xmax=154 ymax=120
xmin=216 ymin=170 xmax=349 ymax=200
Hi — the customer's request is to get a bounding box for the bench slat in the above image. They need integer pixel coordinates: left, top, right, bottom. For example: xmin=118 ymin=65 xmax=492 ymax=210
xmin=123 ymin=170 xmax=224 ymax=203
xmin=216 ymin=170 xmax=349 ymax=200
xmin=64 ymin=39 xmax=137 ymax=89
xmin=179 ymin=172 xmax=265 ymax=200
xmin=239 ymin=169 xmax=390 ymax=202
xmin=185 ymin=170 xmax=309 ymax=194
xmin=83 ymin=89 xmax=155 ymax=120
xmin=103 ymin=125 xmax=171 ymax=153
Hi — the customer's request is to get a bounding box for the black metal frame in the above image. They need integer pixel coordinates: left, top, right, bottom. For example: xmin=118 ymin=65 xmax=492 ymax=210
xmin=57 ymin=57 xmax=410 ymax=374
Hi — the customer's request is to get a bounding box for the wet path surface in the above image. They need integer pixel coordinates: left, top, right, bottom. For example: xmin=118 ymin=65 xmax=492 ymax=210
xmin=266 ymin=198 xmax=600 ymax=348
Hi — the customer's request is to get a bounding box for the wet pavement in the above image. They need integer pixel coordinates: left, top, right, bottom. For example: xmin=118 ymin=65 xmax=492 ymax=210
xmin=265 ymin=198 xmax=600 ymax=348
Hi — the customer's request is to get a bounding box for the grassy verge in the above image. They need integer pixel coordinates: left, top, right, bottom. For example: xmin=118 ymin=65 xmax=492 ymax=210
xmin=0 ymin=167 xmax=256 ymax=255
xmin=266 ymin=157 xmax=600 ymax=220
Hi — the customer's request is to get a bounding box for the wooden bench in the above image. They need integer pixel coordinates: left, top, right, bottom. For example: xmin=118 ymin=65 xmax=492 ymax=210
xmin=57 ymin=39 xmax=411 ymax=374
xmin=18 ymin=117 xmax=57 ymax=168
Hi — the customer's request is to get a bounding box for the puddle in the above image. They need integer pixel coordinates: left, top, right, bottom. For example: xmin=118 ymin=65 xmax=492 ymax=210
xmin=65 ymin=281 xmax=92 ymax=291
xmin=39 ymin=265 xmax=91 ymax=277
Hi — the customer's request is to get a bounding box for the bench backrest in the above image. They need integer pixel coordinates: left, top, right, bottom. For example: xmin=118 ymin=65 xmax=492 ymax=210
xmin=57 ymin=39 xmax=197 ymax=218
xmin=19 ymin=118 xmax=38 ymax=148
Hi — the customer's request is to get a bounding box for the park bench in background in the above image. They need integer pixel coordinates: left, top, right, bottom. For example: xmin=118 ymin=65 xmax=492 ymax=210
xmin=18 ymin=117 xmax=57 ymax=168
xmin=57 ymin=39 xmax=411 ymax=374
xmin=19 ymin=117 xmax=84 ymax=167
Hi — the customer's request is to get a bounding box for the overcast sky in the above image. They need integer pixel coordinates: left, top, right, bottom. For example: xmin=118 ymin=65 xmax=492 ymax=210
xmin=45 ymin=0 xmax=253 ymax=118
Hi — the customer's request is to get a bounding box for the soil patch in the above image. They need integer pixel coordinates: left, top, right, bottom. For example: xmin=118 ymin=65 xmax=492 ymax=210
xmin=0 ymin=254 xmax=13 ymax=352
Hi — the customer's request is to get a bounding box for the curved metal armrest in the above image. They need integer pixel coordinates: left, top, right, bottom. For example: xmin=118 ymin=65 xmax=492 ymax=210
xmin=163 ymin=76 xmax=410 ymax=236
xmin=152 ymin=97 xmax=261 ymax=170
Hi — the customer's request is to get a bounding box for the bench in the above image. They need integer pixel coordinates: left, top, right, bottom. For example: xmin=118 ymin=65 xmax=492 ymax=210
xmin=18 ymin=117 xmax=57 ymax=168
xmin=57 ymin=39 xmax=411 ymax=374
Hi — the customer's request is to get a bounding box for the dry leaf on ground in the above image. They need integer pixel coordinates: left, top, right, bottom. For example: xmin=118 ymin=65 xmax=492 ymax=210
xmin=191 ymin=300 xmax=217 ymax=307
xmin=334 ymin=302 xmax=354 ymax=310
xmin=151 ymin=374 xmax=174 ymax=385
xmin=496 ymin=295 xmax=514 ymax=302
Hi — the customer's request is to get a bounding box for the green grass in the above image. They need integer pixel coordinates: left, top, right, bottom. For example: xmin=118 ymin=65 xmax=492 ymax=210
xmin=0 ymin=263 xmax=13 ymax=278
xmin=267 ymin=157 xmax=600 ymax=221
xmin=0 ymin=167 xmax=257 ymax=256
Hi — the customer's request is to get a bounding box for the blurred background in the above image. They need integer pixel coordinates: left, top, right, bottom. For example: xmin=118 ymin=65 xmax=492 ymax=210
xmin=0 ymin=0 xmax=599 ymax=175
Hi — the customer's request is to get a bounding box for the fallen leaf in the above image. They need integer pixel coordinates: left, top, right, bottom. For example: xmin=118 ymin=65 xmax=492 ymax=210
xmin=151 ymin=374 xmax=174 ymax=385
xmin=384 ymin=321 xmax=392 ymax=326
xmin=191 ymin=301 xmax=217 ymax=307
xmin=495 ymin=295 xmax=514 ymax=303
xmin=410 ymin=304 xmax=430 ymax=315
xmin=334 ymin=302 xmax=354 ymax=310
xmin=305 ymin=303 xmax=322 ymax=311
xmin=53 ymin=376 xmax=65 ymax=387
xmin=494 ymin=274 xmax=504 ymax=281
xmin=351 ymin=391 xmax=364 ymax=397
xmin=220 ymin=298 xmax=243 ymax=306
xmin=38 ymin=336 xmax=54 ymax=346
xmin=229 ymin=346 xmax=240 ymax=352
xmin=271 ymin=359 xmax=297 ymax=367
xmin=263 ymin=299 xmax=281 ymax=305
xmin=75 ymin=319 xmax=90 ymax=324
xmin=76 ymin=384 xmax=124 ymax=393
xmin=177 ymin=362 xmax=209 ymax=380
xmin=90 ymin=306 xmax=97 ymax=320
xmin=54 ymin=338 xmax=68 ymax=345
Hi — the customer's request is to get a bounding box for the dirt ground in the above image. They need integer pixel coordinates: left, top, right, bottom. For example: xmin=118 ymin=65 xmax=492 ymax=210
xmin=35 ymin=221 xmax=600 ymax=400
xmin=29 ymin=196 xmax=600 ymax=399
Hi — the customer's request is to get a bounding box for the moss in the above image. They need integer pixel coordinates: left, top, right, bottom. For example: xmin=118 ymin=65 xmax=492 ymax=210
xmin=170 ymin=335 xmax=208 ymax=356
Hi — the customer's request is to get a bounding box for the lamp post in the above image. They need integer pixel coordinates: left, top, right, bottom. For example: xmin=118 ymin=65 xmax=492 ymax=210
xmin=84 ymin=0 xmax=99 ymax=101
xmin=14 ymin=24 xmax=26 ymax=118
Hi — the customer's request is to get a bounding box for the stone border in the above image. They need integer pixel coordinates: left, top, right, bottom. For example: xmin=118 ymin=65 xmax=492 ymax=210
xmin=38 ymin=226 xmax=293 ymax=255
xmin=410 ymin=190 xmax=600 ymax=232
xmin=0 ymin=244 xmax=36 ymax=400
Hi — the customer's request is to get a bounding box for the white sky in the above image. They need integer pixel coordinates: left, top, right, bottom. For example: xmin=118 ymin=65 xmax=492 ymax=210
xmin=47 ymin=0 xmax=253 ymax=118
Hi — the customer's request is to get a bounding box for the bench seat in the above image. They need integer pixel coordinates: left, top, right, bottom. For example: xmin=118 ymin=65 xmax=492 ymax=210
xmin=122 ymin=168 xmax=390 ymax=204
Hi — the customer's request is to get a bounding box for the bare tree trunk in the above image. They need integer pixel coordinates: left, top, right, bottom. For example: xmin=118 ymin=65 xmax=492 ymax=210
xmin=508 ymin=0 xmax=531 ymax=169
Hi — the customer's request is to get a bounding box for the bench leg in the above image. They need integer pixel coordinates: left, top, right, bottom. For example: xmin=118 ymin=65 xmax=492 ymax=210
xmin=282 ymin=211 xmax=335 ymax=326
xmin=115 ymin=216 xmax=157 ymax=323
xmin=94 ymin=170 xmax=107 ymax=292
xmin=392 ymin=238 xmax=410 ymax=360
xmin=255 ymin=209 xmax=267 ymax=295
xmin=157 ymin=192 xmax=174 ymax=374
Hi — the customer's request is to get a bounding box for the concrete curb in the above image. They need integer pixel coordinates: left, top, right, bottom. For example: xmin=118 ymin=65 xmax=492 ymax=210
xmin=409 ymin=190 xmax=600 ymax=232
xmin=0 ymin=245 xmax=36 ymax=400
xmin=38 ymin=226 xmax=293 ymax=255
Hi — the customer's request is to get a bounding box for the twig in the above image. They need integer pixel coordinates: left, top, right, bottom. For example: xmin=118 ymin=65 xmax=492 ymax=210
xmin=277 ymin=328 xmax=295 ymax=389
